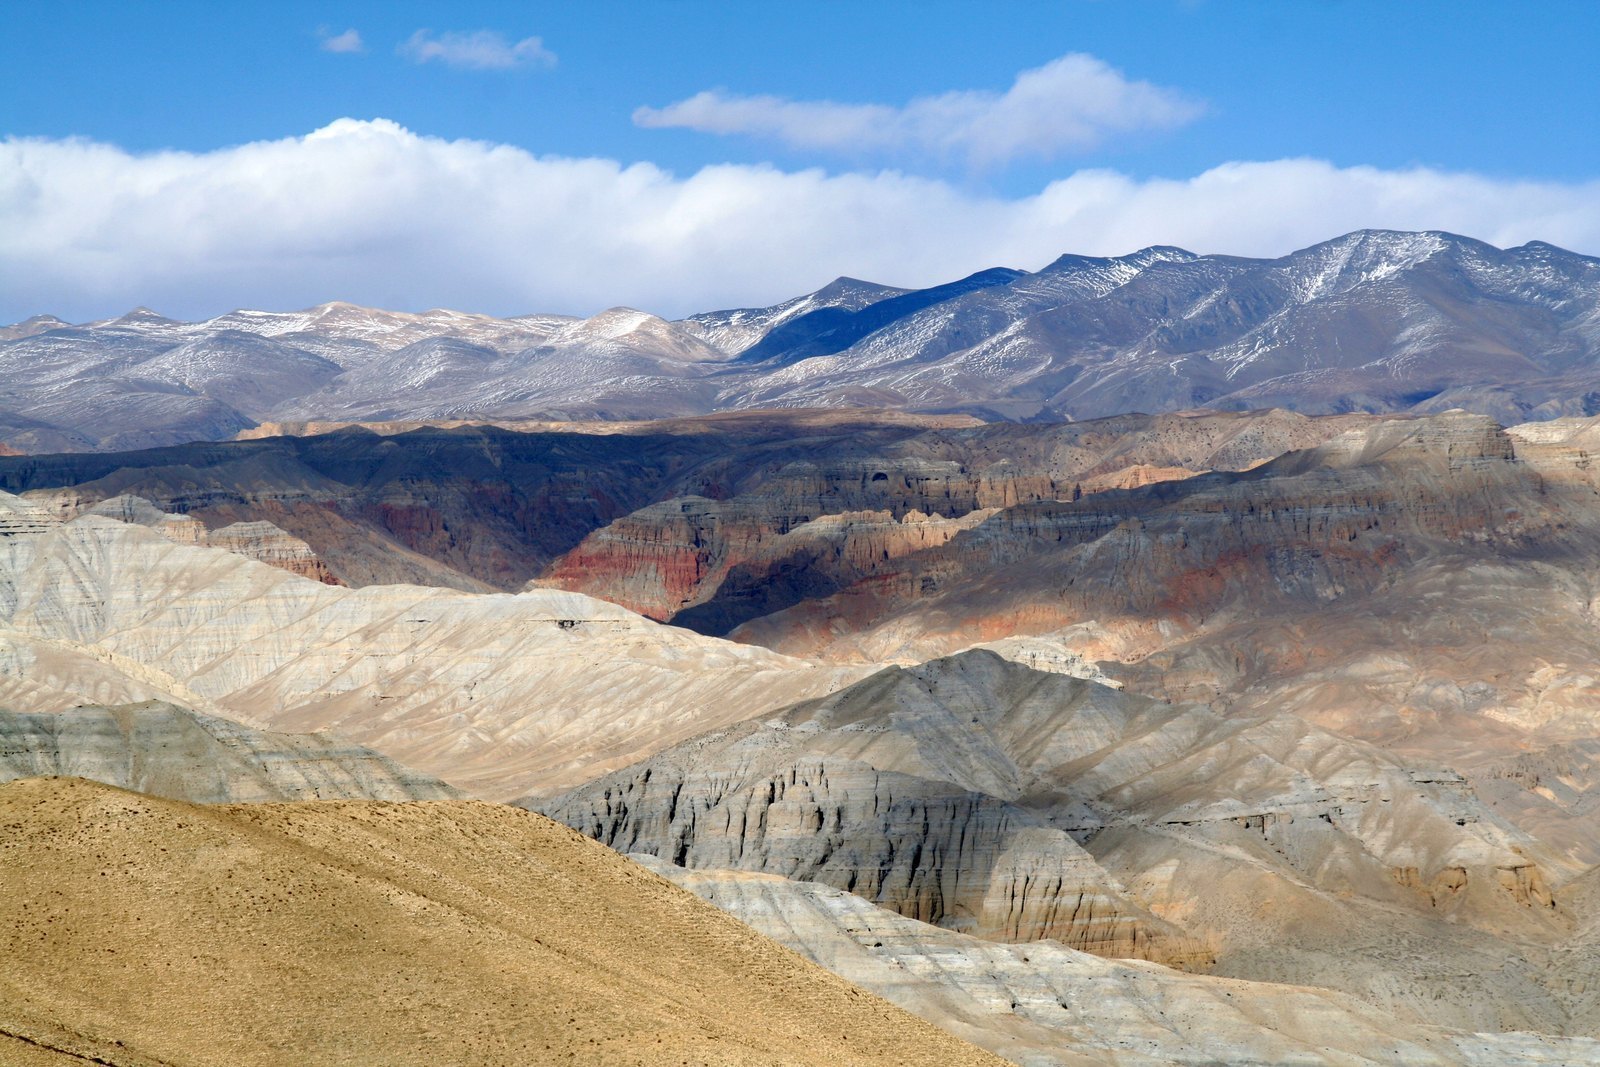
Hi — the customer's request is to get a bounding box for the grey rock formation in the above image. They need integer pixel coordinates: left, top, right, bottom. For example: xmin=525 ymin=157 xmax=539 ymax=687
xmin=535 ymin=650 xmax=1578 ymax=1031
xmin=535 ymin=652 xmax=1209 ymax=966
xmin=0 ymin=701 xmax=461 ymax=802
xmin=653 ymin=861 xmax=1600 ymax=1067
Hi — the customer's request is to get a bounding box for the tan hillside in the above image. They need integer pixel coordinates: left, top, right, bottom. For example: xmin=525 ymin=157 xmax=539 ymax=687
xmin=0 ymin=776 xmax=1002 ymax=1067
xmin=0 ymin=507 xmax=865 ymax=798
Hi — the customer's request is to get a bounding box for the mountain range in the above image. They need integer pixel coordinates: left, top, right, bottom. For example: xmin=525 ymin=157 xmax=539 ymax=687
xmin=6 ymin=230 xmax=1600 ymax=452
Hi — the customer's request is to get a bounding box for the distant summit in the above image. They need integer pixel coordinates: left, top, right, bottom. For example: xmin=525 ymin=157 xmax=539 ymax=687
xmin=4 ymin=230 xmax=1600 ymax=451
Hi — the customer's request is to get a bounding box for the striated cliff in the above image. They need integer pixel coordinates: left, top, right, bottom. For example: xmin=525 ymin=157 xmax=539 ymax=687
xmin=654 ymin=861 xmax=1600 ymax=1067
xmin=81 ymin=494 xmax=342 ymax=583
xmin=721 ymin=413 xmax=1600 ymax=757
xmin=541 ymin=408 xmax=1368 ymax=630
xmin=0 ymin=408 xmax=1368 ymax=600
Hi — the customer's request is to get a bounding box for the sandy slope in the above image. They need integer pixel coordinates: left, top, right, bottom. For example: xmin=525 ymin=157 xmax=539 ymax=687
xmin=0 ymin=776 xmax=1001 ymax=1067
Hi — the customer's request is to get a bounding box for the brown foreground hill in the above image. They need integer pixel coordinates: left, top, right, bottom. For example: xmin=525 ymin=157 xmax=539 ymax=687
xmin=0 ymin=776 xmax=1003 ymax=1067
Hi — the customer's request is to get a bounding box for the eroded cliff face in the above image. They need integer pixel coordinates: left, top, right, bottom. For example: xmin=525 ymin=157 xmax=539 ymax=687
xmin=72 ymin=494 xmax=343 ymax=583
xmin=653 ymin=861 xmax=1600 ymax=1067
xmin=734 ymin=413 xmax=1532 ymax=651
xmin=543 ymin=499 xmax=998 ymax=630
xmin=537 ymin=651 xmax=1569 ymax=1021
xmin=204 ymin=520 xmax=341 ymax=583
xmin=543 ymin=736 xmax=1204 ymax=966
xmin=0 ymin=408 xmax=1372 ymax=603
xmin=715 ymin=414 xmax=1600 ymax=764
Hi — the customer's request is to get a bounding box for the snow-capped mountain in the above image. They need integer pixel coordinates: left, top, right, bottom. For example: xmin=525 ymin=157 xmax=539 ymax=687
xmin=5 ymin=230 xmax=1600 ymax=451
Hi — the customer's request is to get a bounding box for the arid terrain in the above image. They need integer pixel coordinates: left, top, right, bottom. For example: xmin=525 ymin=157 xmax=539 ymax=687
xmin=8 ymin=397 xmax=1600 ymax=1063
xmin=9 ymin=231 xmax=1600 ymax=1063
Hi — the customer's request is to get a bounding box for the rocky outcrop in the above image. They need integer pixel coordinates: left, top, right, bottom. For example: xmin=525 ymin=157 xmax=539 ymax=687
xmin=534 ymin=655 xmax=1207 ymax=964
xmin=546 ymin=501 xmax=997 ymax=629
xmin=545 ymin=736 xmax=1201 ymax=965
xmin=541 ymin=408 xmax=1368 ymax=630
xmin=0 ymin=413 xmax=961 ymax=590
xmin=0 ymin=701 xmax=460 ymax=801
xmin=719 ymin=412 xmax=1600 ymax=770
xmin=205 ymin=520 xmax=340 ymax=583
xmin=0 ymin=408 xmax=1370 ymax=598
xmin=0 ymin=491 xmax=54 ymax=537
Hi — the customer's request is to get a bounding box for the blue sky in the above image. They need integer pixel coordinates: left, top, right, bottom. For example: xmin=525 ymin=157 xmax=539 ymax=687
xmin=4 ymin=1 xmax=1600 ymax=321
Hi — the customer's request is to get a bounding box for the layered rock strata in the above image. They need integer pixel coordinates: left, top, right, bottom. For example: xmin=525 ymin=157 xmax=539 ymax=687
xmin=84 ymin=494 xmax=341 ymax=582
xmin=538 ymin=651 xmax=1567 ymax=1027
xmin=540 ymin=408 xmax=1370 ymax=629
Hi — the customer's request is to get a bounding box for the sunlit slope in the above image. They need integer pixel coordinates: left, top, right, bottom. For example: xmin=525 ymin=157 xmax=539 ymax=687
xmin=0 ymin=776 xmax=1002 ymax=1067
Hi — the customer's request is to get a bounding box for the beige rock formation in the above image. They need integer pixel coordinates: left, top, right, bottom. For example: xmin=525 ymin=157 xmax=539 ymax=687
xmin=0 ymin=701 xmax=460 ymax=802
xmin=0 ymin=776 xmax=1000 ymax=1067
xmin=0 ymin=491 xmax=54 ymax=537
xmin=204 ymin=519 xmax=341 ymax=583
xmin=82 ymin=494 xmax=340 ymax=582
xmin=0 ymin=506 xmax=865 ymax=798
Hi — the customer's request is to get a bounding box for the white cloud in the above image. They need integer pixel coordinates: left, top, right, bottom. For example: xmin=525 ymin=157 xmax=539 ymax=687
xmin=2 ymin=118 xmax=1599 ymax=323
xmin=400 ymin=29 xmax=555 ymax=71
xmin=319 ymin=28 xmax=364 ymax=54
xmin=634 ymin=54 xmax=1206 ymax=166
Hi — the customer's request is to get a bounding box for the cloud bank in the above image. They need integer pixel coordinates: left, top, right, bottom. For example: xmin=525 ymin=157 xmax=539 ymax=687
xmin=634 ymin=54 xmax=1205 ymax=165
xmin=400 ymin=30 xmax=555 ymax=71
xmin=2 ymin=118 xmax=1599 ymax=322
